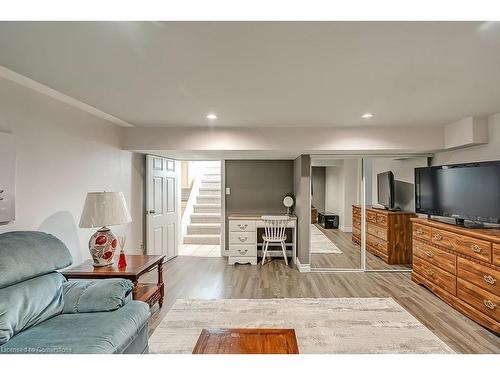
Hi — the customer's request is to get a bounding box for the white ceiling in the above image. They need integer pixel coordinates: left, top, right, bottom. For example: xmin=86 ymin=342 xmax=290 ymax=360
xmin=0 ymin=21 xmax=499 ymax=128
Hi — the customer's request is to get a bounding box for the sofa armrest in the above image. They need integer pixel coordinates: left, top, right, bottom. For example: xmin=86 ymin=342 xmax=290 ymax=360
xmin=62 ymin=278 xmax=134 ymax=314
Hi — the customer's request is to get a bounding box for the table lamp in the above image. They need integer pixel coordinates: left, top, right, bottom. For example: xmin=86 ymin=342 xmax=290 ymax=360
xmin=79 ymin=192 xmax=132 ymax=267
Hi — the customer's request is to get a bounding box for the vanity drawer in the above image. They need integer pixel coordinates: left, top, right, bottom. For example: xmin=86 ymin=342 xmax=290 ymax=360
xmin=229 ymin=245 xmax=257 ymax=257
xmin=454 ymin=235 xmax=492 ymax=263
xmin=366 ymin=210 xmax=377 ymax=224
xmin=413 ymin=256 xmax=456 ymax=295
xmin=229 ymin=231 xmax=256 ymax=245
xmin=431 ymin=228 xmax=457 ymax=249
xmin=413 ymin=239 xmax=456 ymax=274
xmin=376 ymin=213 xmax=388 ymax=227
xmin=457 ymin=278 xmax=499 ymax=321
xmin=494 ymin=244 xmax=500 ymax=267
xmin=367 ymin=223 xmax=388 ymax=241
xmin=229 ymin=221 xmax=256 ymax=232
xmin=457 ymin=257 xmax=499 ymax=296
xmin=413 ymin=223 xmax=432 ymax=242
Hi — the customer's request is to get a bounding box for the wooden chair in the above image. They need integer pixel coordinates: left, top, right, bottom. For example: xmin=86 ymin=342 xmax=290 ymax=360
xmin=261 ymin=215 xmax=290 ymax=265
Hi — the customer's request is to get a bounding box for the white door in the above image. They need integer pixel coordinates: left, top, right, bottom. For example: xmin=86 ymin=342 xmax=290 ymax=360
xmin=146 ymin=155 xmax=180 ymax=260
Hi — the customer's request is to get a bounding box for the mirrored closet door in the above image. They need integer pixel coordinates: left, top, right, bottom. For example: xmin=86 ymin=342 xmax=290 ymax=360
xmin=362 ymin=156 xmax=429 ymax=271
xmin=309 ymin=157 xmax=363 ymax=270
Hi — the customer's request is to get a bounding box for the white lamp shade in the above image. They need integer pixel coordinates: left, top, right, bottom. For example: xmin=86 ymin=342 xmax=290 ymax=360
xmin=79 ymin=192 xmax=132 ymax=228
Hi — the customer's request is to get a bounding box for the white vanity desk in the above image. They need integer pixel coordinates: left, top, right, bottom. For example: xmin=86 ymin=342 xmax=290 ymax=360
xmin=227 ymin=214 xmax=297 ymax=265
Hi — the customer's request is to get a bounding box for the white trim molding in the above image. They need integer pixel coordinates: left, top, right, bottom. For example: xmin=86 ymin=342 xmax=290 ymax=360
xmin=0 ymin=65 xmax=134 ymax=128
xmin=296 ymin=258 xmax=310 ymax=273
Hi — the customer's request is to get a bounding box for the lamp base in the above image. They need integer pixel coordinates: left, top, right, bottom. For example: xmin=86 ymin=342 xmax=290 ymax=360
xmin=89 ymin=227 xmax=118 ymax=267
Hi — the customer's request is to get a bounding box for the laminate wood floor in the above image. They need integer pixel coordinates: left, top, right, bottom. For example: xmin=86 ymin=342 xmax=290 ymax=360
xmin=310 ymin=225 xmax=411 ymax=271
xmin=143 ymin=256 xmax=500 ymax=354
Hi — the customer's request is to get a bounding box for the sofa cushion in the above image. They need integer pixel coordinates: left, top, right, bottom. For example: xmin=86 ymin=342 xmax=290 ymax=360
xmin=62 ymin=279 xmax=134 ymax=313
xmin=0 ymin=272 xmax=65 ymax=345
xmin=0 ymin=301 xmax=150 ymax=354
xmin=0 ymin=231 xmax=72 ymax=288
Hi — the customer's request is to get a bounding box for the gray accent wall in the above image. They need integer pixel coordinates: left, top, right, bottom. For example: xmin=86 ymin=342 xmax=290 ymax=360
xmin=224 ymin=160 xmax=294 ymax=244
xmin=294 ymin=155 xmax=311 ymax=264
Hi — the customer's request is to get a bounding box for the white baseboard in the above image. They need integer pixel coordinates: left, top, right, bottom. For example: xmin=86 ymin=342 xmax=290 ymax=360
xmin=340 ymin=226 xmax=353 ymax=233
xmin=296 ymin=258 xmax=310 ymax=273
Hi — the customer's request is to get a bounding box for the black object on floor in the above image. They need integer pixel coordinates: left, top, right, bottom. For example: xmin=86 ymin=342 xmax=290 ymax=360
xmin=318 ymin=212 xmax=339 ymax=229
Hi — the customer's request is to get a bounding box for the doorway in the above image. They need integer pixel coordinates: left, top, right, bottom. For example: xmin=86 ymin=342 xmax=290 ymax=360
xmin=179 ymin=160 xmax=223 ymax=257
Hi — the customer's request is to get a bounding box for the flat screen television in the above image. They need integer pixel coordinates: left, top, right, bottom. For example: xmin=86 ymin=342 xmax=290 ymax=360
xmin=415 ymin=160 xmax=500 ymax=225
xmin=377 ymin=171 xmax=395 ymax=210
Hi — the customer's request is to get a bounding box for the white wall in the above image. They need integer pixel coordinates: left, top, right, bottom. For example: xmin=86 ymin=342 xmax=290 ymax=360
xmin=0 ymin=77 xmax=144 ymax=265
xmin=433 ymin=112 xmax=500 ymax=165
xmin=325 ymin=159 xmax=361 ymax=231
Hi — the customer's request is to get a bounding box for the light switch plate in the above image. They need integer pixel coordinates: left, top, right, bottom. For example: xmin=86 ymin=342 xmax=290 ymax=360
xmin=225 ymin=187 xmax=231 ymax=195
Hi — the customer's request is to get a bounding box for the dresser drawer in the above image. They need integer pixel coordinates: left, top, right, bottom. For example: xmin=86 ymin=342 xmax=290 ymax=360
xmin=376 ymin=213 xmax=388 ymax=227
xmin=229 ymin=221 xmax=256 ymax=232
xmin=457 ymin=257 xmax=499 ymax=296
xmin=457 ymin=278 xmax=499 ymax=321
xmin=367 ymin=233 xmax=388 ymax=255
xmin=431 ymin=228 xmax=457 ymax=249
xmin=229 ymin=244 xmax=257 ymax=257
xmin=413 ymin=256 xmax=456 ymax=295
xmin=413 ymin=223 xmax=432 ymax=242
xmin=454 ymin=235 xmax=492 ymax=263
xmin=366 ymin=210 xmax=377 ymax=224
xmin=353 ymin=217 xmax=361 ymax=230
xmin=413 ymin=239 xmax=456 ymax=274
xmin=494 ymin=244 xmax=500 ymax=267
xmin=229 ymin=232 xmax=256 ymax=245
xmin=353 ymin=206 xmax=360 ymax=217
xmin=352 ymin=227 xmax=361 ymax=239
xmin=367 ymin=223 xmax=388 ymax=241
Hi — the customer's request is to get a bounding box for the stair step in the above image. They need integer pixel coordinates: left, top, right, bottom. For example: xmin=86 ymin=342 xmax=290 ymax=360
xmin=191 ymin=213 xmax=222 ymax=224
xmin=201 ymin=178 xmax=221 ymax=183
xmin=199 ymin=188 xmax=221 ymax=195
xmin=183 ymin=234 xmax=221 ymax=245
xmin=201 ymin=182 xmax=221 ymax=189
xmin=187 ymin=223 xmax=221 ymax=235
xmin=193 ymin=203 xmax=221 ymax=213
xmin=197 ymin=195 xmax=221 ymax=204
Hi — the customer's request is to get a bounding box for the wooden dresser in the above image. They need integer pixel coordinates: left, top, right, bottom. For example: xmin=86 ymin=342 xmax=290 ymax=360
xmin=352 ymin=205 xmax=415 ymax=265
xmin=411 ymin=218 xmax=500 ymax=333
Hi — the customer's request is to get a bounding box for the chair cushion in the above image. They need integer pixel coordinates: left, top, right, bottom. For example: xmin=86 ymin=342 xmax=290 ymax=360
xmin=0 ymin=272 xmax=65 ymax=345
xmin=0 ymin=301 xmax=150 ymax=354
xmin=0 ymin=231 xmax=72 ymax=288
xmin=62 ymin=279 xmax=134 ymax=313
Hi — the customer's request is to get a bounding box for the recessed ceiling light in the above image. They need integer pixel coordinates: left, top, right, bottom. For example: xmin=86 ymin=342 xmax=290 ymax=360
xmin=206 ymin=113 xmax=217 ymax=120
xmin=361 ymin=113 xmax=374 ymax=119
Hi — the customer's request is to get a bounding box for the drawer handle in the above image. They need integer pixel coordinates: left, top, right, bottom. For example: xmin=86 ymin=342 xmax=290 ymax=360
xmin=238 ymin=237 xmax=248 ymax=242
xmin=416 ymin=228 xmax=424 ymax=235
xmin=425 ymin=250 xmax=434 ymax=258
xmin=433 ymin=233 xmax=443 ymax=241
xmin=426 ymin=268 xmax=435 ymax=277
xmin=483 ymin=300 xmax=496 ymax=310
xmin=238 ymin=249 xmax=248 ymax=255
xmin=471 ymin=244 xmax=482 ymax=253
xmin=238 ymin=224 xmax=248 ymax=230
xmin=483 ymin=275 xmax=496 ymax=285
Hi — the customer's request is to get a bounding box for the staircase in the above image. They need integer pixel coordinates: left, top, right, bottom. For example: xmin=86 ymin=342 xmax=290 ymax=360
xmin=183 ymin=165 xmax=222 ymax=245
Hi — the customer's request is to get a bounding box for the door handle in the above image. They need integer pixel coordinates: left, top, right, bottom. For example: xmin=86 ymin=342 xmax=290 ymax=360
xmin=148 ymin=210 xmax=156 ymax=214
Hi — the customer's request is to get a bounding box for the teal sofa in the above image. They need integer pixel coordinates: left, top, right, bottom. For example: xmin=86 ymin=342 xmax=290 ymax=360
xmin=0 ymin=231 xmax=150 ymax=354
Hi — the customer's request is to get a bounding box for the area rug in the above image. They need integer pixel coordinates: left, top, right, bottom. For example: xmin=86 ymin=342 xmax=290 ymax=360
xmin=310 ymin=224 xmax=342 ymax=254
xmin=149 ymin=298 xmax=454 ymax=354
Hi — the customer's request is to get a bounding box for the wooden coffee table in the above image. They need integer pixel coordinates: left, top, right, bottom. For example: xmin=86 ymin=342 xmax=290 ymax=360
xmin=192 ymin=328 xmax=299 ymax=354
xmin=62 ymin=255 xmax=165 ymax=308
